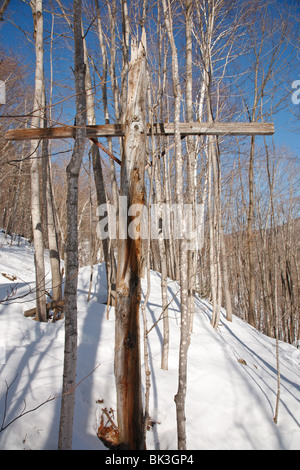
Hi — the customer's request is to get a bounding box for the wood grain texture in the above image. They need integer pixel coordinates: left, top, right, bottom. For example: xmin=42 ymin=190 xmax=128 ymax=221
xmin=5 ymin=122 xmax=274 ymax=140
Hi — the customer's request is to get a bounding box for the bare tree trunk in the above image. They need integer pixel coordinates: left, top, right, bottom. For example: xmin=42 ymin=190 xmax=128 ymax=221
xmin=30 ymin=0 xmax=47 ymax=323
xmin=141 ymin=115 xmax=155 ymax=443
xmin=149 ymin=133 xmax=170 ymax=370
xmin=96 ymin=1 xmax=119 ymax=304
xmin=155 ymin=159 xmax=170 ymax=370
xmin=87 ymin=153 xmax=94 ymax=303
xmin=162 ymin=0 xmax=189 ymax=450
xmin=207 ymin=140 xmax=218 ymax=323
xmin=220 ymin=228 xmax=232 ymax=322
xmin=265 ymin=140 xmax=281 ymax=423
xmin=273 ymin=249 xmax=280 ymax=424
xmin=95 ymin=0 xmax=119 ymax=210
xmin=186 ymin=0 xmax=197 ymax=335
xmin=58 ymin=0 xmax=86 ymax=450
xmin=154 ymin=0 xmax=170 ymax=371
xmin=0 ymin=0 xmax=10 ymax=21
xmin=194 ymin=0 xmax=224 ymax=330
xmin=41 ymin=84 xmax=62 ymax=321
xmin=210 ymin=139 xmax=222 ymax=329
xmin=114 ymin=30 xmax=147 ymax=450
xmin=83 ymin=31 xmax=117 ymax=306
xmin=247 ymin=136 xmax=256 ymax=328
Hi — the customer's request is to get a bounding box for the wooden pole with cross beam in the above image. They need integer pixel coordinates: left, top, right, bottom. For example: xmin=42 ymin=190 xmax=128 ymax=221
xmin=4 ymin=105 xmax=274 ymax=451
xmin=5 ymin=122 xmax=274 ymax=169
xmin=3 ymin=21 xmax=275 ymax=450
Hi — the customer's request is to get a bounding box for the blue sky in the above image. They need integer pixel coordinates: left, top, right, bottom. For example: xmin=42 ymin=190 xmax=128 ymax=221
xmin=0 ymin=0 xmax=299 ymax=158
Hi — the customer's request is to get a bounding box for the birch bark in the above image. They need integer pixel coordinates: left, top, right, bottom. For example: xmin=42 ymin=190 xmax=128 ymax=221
xmin=58 ymin=0 xmax=86 ymax=450
xmin=41 ymin=85 xmax=62 ymax=320
xmin=30 ymin=0 xmax=47 ymax=323
xmin=162 ymin=0 xmax=189 ymax=450
xmin=185 ymin=0 xmax=197 ymax=334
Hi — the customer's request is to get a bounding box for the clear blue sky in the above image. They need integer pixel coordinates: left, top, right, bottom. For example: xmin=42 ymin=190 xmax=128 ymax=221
xmin=0 ymin=0 xmax=299 ymax=158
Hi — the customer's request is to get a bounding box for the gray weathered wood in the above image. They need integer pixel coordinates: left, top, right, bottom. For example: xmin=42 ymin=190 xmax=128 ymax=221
xmin=5 ymin=121 xmax=274 ymax=141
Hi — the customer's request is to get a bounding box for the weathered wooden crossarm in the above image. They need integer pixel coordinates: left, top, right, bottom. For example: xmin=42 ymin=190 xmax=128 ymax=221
xmin=5 ymin=122 xmax=274 ymax=141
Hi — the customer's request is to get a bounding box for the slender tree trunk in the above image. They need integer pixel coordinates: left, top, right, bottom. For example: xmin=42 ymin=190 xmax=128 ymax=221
xmin=195 ymin=0 xmax=223 ymax=330
xmin=150 ymin=135 xmax=169 ymax=370
xmin=220 ymin=228 xmax=232 ymax=322
xmin=162 ymin=0 xmax=189 ymax=450
xmin=186 ymin=0 xmax=197 ymax=335
xmin=41 ymin=84 xmax=62 ymax=320
xmin=83 ymin=32 xmax=117 ymax=306
xmin=58 ymin=0 xmax=86 ymax=450
xmin=265 ymin=139 xmax=281 ymax=423
xmin=247 ymin=136 xmax=256 ymax=328
xmin=155 ymin=160 xmax=170 ymax=370
xmin=87 ymin=153 xmax=94 ymax=303
xmin=207 ymin=141 xmax=217 ymax=321
xmin=30 ymin=0 xmax=47 ymax=323
xmin=0 ymin=0 xmax=10 ymax=21
xmin=154 ymin=0 xmax=169 ymax=371
xmin=114 ymin=30 xmax=147 ymax=450
xmin=95 ymin=0 xmax=119 ymax=304
xmin=210 ymin=140 xmax=222 ymax=329
xmin=141 ymin=114 xmax=155 ymax=442
xmin=6 ymin=135 xmax=25 ymax=238
xmin=95 ymin=0 xmax=119 ymax=210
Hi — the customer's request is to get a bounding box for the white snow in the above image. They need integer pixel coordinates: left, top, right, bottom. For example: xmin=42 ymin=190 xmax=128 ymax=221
xmin=0 ymin=231 xmax=299 ymax=450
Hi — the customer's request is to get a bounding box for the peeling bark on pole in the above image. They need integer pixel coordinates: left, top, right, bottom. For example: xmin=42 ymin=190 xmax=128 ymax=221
xmin=114 ymin=30 xmax=147 ymax=450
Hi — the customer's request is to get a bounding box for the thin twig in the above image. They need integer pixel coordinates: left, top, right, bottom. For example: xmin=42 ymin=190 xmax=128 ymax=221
xmin=147 ymin=287 xmax=180 ymax=335
xmin=0 ymin=363 xmax=101 ymax=433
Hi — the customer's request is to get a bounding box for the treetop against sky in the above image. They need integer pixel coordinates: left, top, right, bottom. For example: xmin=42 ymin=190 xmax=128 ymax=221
xmin=0 ymin=0 xmax=299 ymax=155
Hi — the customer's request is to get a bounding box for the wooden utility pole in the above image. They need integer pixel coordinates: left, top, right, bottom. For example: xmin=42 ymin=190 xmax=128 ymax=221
xmin=5 ymin=25 xmax=276 ymax=452
xmin=114 ymin=29 xmax=147 ymax=450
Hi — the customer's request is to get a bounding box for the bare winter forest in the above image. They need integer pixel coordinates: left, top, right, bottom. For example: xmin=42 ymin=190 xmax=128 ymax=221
xmin=0 ymin=0 xmax=299 ymax=451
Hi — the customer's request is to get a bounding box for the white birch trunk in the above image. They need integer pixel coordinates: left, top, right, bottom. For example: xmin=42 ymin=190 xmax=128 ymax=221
xmin=186 ymin=0 xmax=197 ymax=336
xmin=58 ymin=0 xmax=86 ymax=450
xmin=162 ymin=0 xmax=190 ymax=450
xmin=30 ymin=0 xmax=47 ymax=323
xmin=41 ymin=83 xmax=62 ymax=320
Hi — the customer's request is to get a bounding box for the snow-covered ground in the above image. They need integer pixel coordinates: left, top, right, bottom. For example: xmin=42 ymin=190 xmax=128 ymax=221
xmin=0 ymin=232 xmax=299 ymax=450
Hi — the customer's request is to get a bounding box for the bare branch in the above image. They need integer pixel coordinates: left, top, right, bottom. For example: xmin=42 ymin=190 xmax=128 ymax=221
xmin=0 ymin=363 xmax=101 ymax=433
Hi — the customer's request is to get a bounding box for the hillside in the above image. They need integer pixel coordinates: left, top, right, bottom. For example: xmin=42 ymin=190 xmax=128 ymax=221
xmin=0 ymin=232 xmax=299 ymax=450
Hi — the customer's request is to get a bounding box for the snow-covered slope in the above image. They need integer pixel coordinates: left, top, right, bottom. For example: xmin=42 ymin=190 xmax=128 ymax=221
xmin=0 ymin=232 xmax=299 ymax=450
